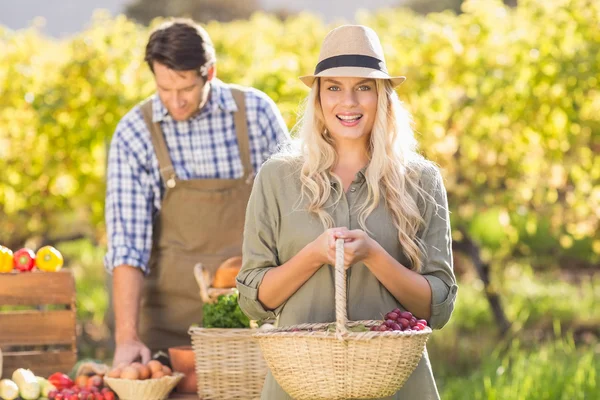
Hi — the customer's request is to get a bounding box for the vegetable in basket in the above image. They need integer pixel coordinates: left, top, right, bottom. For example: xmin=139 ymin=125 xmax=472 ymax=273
xmin=202 ymin=290 xmax=250 ymax=328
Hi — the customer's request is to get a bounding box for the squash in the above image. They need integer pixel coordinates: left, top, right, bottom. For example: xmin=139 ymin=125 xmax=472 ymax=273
xmin=0 ymin=379 xmax=19 ymax=400
xmin=212 ymin=256 xmax=242 ymax=289
xmin=11 ymin=368 xmax=40 ymax=400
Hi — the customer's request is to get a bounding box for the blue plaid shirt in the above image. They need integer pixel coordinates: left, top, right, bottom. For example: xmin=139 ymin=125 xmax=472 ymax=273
xmin=104 ymin=79 xmax=290 ymax=274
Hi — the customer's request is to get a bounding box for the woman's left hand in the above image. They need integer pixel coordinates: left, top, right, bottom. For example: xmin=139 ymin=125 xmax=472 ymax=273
xmin=332 ymin=228 xmax=377 ymax=269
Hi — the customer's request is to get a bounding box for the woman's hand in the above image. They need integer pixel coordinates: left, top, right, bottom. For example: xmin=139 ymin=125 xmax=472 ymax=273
xmin=308 ymin=227 xmax=376 ymax=269
xmin=308 ymin=227 xmax=346 ymax=266
xmin=334 ymin=228 xmax=377 ymax=269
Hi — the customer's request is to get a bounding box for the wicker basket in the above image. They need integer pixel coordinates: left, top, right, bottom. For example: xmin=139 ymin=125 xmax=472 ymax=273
xmin=253 ymin=239 xmax=432 ymax=400
xmin=188 ymin=263 xmax=268 ymax=400
xmin=103 ymin=373 xmax=184 ymax=400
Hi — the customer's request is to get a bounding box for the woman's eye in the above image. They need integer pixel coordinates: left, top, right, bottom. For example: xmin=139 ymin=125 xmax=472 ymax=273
xmin=327 ymin=86 xmax=340 ymax=91
xmin=357 ymin=85 xmax=372 ymax=91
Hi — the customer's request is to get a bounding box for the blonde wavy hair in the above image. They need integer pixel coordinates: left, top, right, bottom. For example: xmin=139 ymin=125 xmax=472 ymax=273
xmin=278 ymin=78 xmax=434 ymax=272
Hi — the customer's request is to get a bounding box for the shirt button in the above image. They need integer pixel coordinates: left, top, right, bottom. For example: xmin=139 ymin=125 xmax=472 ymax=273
xmin=350 ymin=187 xmax=356 ymax=193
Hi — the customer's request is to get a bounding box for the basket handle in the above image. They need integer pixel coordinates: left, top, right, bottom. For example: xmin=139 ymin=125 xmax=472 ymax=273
xmin=335 ymin=238 xmax=348 ymax=338
xmin=193 ymin=263 xmax=212 ymax=303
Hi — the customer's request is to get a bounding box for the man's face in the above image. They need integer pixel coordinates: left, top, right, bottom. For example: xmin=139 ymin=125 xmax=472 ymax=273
xmin=153 ymin=62 xmax=214 ymax=121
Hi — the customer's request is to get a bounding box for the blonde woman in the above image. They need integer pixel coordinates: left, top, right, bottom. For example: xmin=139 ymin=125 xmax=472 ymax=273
xmin=237 ymin=25 xmax=458 ymax=399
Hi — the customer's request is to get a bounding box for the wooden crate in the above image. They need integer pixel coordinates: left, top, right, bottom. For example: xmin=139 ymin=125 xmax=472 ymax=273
xmin=0 ymin=270 xmax=77 ymax=378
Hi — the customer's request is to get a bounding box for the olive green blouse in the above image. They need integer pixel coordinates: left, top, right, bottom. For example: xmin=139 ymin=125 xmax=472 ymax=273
xmin=237 ymin=156 xmax=458 ymax=400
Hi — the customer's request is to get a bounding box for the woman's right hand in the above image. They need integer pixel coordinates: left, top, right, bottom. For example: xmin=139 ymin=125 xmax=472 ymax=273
xmin=308 ymin=227 xmax=351 ymax=266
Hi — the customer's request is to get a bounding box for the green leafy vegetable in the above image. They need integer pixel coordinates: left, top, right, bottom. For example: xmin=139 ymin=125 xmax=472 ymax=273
xmin=202 ymin=291 xmax=250 ymax=328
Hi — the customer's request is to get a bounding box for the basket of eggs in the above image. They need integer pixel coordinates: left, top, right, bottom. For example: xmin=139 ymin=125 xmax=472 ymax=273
xmin=103 ymin=360 xmax=184 ymax=400
xmin=187 ymin=257 xmax=268 ymax=399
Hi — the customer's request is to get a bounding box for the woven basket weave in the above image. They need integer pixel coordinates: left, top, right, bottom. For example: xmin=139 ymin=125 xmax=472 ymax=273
xmin=188 ymin=263 xmax=268 ymax=400
xmin=104 ymin=373 xmax=183 ymax=400
xmin=253 ymin=239 xmax=431 ymax=400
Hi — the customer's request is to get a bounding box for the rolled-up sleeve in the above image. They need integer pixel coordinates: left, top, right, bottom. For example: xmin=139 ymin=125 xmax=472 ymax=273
xmin=237 ymin=161 xmax=282 ymax=321
xmin=104 ymin=116 xmax=155 ymax=276
xmin=419 ymin=166 xmax=458 ymax=329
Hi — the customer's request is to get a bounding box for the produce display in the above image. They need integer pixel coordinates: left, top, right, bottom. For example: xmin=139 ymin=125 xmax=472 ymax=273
xmin=0 ymin=369 xmax=116 ymax=400
xmin=0 ymin=245 xmax=63 ymax=274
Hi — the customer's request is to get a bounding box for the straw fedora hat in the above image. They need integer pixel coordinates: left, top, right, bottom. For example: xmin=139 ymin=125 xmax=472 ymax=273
xmin=300 ymin=25 xmax=406 ymax=88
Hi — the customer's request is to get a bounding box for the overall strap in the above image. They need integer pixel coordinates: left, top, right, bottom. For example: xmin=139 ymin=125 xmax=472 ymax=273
xmin=140 ymin=99 xmax=177 ymax=188
xmin=229 ymin=85 xmax=253 ymax=180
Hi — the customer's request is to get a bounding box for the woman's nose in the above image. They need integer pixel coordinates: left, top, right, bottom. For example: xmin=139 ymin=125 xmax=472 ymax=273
xmin=341 ymin=90 xmax=359 ymax=107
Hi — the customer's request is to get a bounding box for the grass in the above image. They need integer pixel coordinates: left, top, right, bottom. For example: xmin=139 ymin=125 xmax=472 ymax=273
xmin=428 ymin=261 xmax=599 ymax=399
xmin=439 ymin=334 xmax=599 ymax=400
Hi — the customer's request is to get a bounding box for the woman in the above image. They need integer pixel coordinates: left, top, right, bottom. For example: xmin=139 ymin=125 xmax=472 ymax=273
xmin=236 ymin=25 xmax=458 ymax=399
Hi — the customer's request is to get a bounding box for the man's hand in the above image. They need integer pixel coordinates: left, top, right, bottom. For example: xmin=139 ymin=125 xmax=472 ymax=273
xmin=113 ymin=337 xmax=151 ymax=366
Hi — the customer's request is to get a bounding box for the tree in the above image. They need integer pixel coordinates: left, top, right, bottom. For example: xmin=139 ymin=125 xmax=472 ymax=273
xmin=125 ymin=0 xmax=260 ymax=25
xmin=401 ymin=0 xmax=517 ymax=15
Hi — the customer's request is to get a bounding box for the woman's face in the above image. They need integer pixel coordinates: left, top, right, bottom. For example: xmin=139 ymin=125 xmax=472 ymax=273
xmin=319 ymin=77 xmax=378 ymax=144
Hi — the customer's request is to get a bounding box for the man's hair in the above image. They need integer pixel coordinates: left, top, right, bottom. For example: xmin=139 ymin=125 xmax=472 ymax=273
xmin=144 ymin=18 xmax=216 ymax=77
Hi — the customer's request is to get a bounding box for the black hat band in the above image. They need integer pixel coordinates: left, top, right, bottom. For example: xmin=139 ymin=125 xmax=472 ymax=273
xmin=314 ymin=54 xmax=388 ymax=75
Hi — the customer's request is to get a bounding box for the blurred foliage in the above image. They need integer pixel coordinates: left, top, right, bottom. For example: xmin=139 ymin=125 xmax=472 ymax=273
xmin=125 ymin=0 xmax=260 ymax=25
xmin=0 ymin=0 xmax=598 ymax=269
xmin=403 ymin=0 xmax=466 ymax=15
xmin=402 ymin=0 xmax=518 ymax=15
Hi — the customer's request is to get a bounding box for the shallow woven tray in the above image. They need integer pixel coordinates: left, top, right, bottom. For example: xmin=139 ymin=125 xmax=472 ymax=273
xmin=104 ymin=372 xmax=184 ymax=400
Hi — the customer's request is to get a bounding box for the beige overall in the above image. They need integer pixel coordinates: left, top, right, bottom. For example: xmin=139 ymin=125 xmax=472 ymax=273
xmin=138 ymin=87 xmax=253 ymax=352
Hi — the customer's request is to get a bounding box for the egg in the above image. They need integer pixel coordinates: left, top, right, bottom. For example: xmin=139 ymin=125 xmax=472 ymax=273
xmin=147 ymin=360 xmax=163 ymax=374
xmin=120 ymin=366 xmax=140 ymax=380
xmin=162 ymin=365 xmax=172 ymax=376
xmin=107 ymin=368 xmax=122 ymax=378
xmin=137 ymin=364 xmax=151 ymax=380
xmin=151 ymin=370 xmax=165 ymax=379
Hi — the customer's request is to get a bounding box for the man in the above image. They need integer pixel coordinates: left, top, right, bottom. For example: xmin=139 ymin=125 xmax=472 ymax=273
xmin=104 ymin=18 xmax=289 ymax=366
